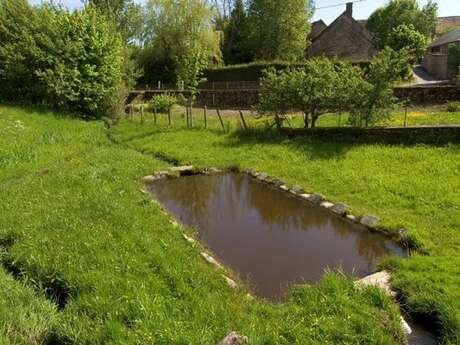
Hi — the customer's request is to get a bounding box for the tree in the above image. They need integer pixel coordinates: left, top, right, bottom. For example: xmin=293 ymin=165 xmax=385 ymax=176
xmin=292 ymin=59 xmax=360 ymax=128
xmin=349 ymin=48 xmax=411 ymax=127
xmin=387 ymin=24 xmax=427 ymax=62
xmin=246 ymin=0 xmax=310 ymax=61
xmin=258 ymin=50 xmax=412 ymax=130
xmin=366 ymin=0 xmax=437 ymax=49
xmin=85 ymin=0 xmax=145 ymax=44
xmin=0 ymin=0 xmax=128 ymax=119
xmin=448 ymin=45 xmax=460 ymax=81
xmin=258 ymin=59 xmax=361 ymax=129
xmin=222 ymin=0 xmax=252 ymax=64
xmin=142 ymin=0 xmax=221 ymax=86
xmin=258 ymin=68 xmax=295 ymax=128
xmin=207 ymin=0 xmax=233 ymax=31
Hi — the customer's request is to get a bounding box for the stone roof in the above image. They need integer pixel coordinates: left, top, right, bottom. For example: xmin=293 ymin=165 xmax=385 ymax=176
xmin=429 ymin=28 xmax=460 ymax=48
xmin=436 ymin=16 xmax=460 ymax=35
xmin=354 ymin=17 xmax=460 ymax=37
xmin=356 ymin=19 xmax=367 ymax=28
xmin=307 ymin=11 xmax=376 ymax=62
xmin=310 ymin=20 xmax=327 ymax=40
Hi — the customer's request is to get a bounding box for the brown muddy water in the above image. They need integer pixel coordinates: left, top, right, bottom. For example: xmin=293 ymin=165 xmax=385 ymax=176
xmin=148 ymin=172 xmax=406 ymax=300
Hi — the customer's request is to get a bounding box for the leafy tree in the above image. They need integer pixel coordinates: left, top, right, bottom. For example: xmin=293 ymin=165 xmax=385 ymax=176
xmin=148 ymin=94 xmax=177 ymax=113
xmin=85 ymin=0 xmax=145 ymax=44
xmin=292 ymin=60 xmax=362 ymax=128
xmin=367 ymin=0 xmax=437 ymax=49
xmin=387 ymin=24 xmax=427 ymax=62
xmin=222 ymin=0 xmax=252 ymax=64
xmin=349 ymin=47 xmax=411 ymax=127
xmin=207 ymin=0 xmax=233 ymax=32
xmin=0 ymin=0 xmax=128 ymax=119
xmin=258 ymin=68 xmax=295 ymax=128
xmin=258 ymin=59 xmax=362 ymax=128
xmin=142 ymin=0 xmax=221 ymax=86
xmin=246 ymin=0 xmax=310 ymax=61
xmin=258 ymin=50 xmax=411 ymax=129
xmin=448 ymin=45 xmax=460 ymax=81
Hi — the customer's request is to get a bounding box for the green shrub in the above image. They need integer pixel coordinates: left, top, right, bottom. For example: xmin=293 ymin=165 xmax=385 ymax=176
xmin=0 ymin=0 xmax=128 ymax=119
xmin=148 ymin=94 xmax=177 ymax=113
xmin=448 ymin=45 xmax=460 ymax=80
xmin=447 ymin=101 xmax=460 ymax=112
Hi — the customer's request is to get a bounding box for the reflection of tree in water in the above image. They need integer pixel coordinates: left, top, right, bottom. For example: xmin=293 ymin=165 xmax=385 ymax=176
xmin=151 ymin=175 xmax=220 ymax=231
xmin=354 ymin=231 xmax=401 ymax=270
xmin=242 ymin=175 xmax=400 ymax=266
xmin=244 ymin=178 xmax=329 ymax=232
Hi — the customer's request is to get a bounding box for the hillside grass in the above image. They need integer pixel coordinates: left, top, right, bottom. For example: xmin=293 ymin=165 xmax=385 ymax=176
xmin=0 ymin=104 xmax=408 ymax=345
xmin=111 ymin=112 xmax=460 ymax=345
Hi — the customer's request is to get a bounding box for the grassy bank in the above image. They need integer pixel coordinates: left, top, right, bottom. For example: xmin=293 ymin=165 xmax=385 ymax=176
xmin=111 ymin=114 xmax=460 ymax=344
xmin=0 ymin=105 xmax=407 ymax=344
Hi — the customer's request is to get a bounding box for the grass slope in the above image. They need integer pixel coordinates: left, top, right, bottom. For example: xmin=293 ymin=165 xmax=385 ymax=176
xmin=111 ymin=115 xmax=460 ymax=345
xmin=0 ymin=105 xmax=405 ymax=345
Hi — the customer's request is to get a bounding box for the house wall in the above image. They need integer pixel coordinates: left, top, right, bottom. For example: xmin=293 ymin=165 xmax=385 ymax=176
xmin=423 ymin=51 xmax=449 ymax=79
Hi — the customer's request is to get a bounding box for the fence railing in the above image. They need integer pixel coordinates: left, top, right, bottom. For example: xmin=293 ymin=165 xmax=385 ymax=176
xmin=136 ymin=80 xmax=261 ymax=91
xmin=198 ymin=80 xmax=260 ymax=90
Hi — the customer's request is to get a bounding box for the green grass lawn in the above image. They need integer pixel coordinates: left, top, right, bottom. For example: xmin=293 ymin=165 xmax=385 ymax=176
xmin=0 ymin=104 xmax=410 ymax=345
xmin=112 ymin=110 xmax=460 ymax=345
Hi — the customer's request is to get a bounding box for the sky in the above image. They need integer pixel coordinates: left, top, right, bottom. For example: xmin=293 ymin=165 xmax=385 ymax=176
xmin=29 ymin=0 xmax=460 ymax=24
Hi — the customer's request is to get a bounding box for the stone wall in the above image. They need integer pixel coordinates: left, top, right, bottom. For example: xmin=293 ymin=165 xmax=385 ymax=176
xmin=128 ymin=85 xmax=459 ymax=109
xmin=394 ymin=85 xmax=460 ymax=104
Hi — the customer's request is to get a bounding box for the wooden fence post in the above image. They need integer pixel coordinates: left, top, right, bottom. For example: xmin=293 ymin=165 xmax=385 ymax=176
xmin=140 ymin=104 xmax=144 ymax=124
xmin=238 ymin=110 xmax=248 ymax=130
xmin=404 ymin=99 xmax=409 ymax=127
xmin=168 ymin=108 xmax=172 ymax=126
xmin=154 ymin=107 xmax=157 ymax=125
xmin=204 ymin=105 xmax=207 ymax=128
xmin=185 ymin=106 xmax=189 ymax=128
xmin=189 ymin=104 xmax=193 ymax=128
xmin=216 ymin=109 xmax=226 ymax=132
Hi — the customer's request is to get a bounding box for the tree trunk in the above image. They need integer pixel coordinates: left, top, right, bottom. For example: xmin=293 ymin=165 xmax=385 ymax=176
xmin=275 ymin=113 xmax=282 ymax=129
xmin=303 ymin=112 xmax=309 ymax=128
xmin=311 ymin=110 xmax=318 ymax=128
xmin=311 ymin=116 xmax=318 ymax=128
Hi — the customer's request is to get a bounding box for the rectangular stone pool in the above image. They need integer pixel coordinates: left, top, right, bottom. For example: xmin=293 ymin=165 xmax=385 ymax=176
xmin=148 ymin=172 xmax=406 ymax=300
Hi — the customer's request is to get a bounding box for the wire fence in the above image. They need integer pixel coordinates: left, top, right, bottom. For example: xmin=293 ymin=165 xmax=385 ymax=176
xmin=124 ymin=103 xmax=460 ymax=132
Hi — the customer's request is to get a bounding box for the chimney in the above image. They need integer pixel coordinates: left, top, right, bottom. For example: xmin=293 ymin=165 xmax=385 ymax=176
xmin=345 ymin=2 xmax=353 ymax=18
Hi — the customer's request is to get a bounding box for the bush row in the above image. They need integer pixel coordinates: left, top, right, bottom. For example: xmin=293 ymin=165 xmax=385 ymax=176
xmin=0 ymin=1 xmax=130 ymax=119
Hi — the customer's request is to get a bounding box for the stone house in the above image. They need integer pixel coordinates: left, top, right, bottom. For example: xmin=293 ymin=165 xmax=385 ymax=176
xmin=436 ymin=16 xmax=460 ymax=37
xmin=307 ymin=3 xmax=376 ymax=62
xmin=422 ymin=29 xmax=460 ymax=79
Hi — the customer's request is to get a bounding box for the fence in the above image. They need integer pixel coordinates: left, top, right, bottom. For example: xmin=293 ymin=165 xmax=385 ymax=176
xmin=135 ymin=80 xmax=260 ymax=91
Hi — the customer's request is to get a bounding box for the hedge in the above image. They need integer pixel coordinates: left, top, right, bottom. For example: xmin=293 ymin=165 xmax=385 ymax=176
xmin=203 ymin=60 xmax=370 ymax=82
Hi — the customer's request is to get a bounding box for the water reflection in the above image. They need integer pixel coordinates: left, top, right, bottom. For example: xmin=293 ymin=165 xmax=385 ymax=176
xmin=149 ymin=173 xmax=405 ymax=300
